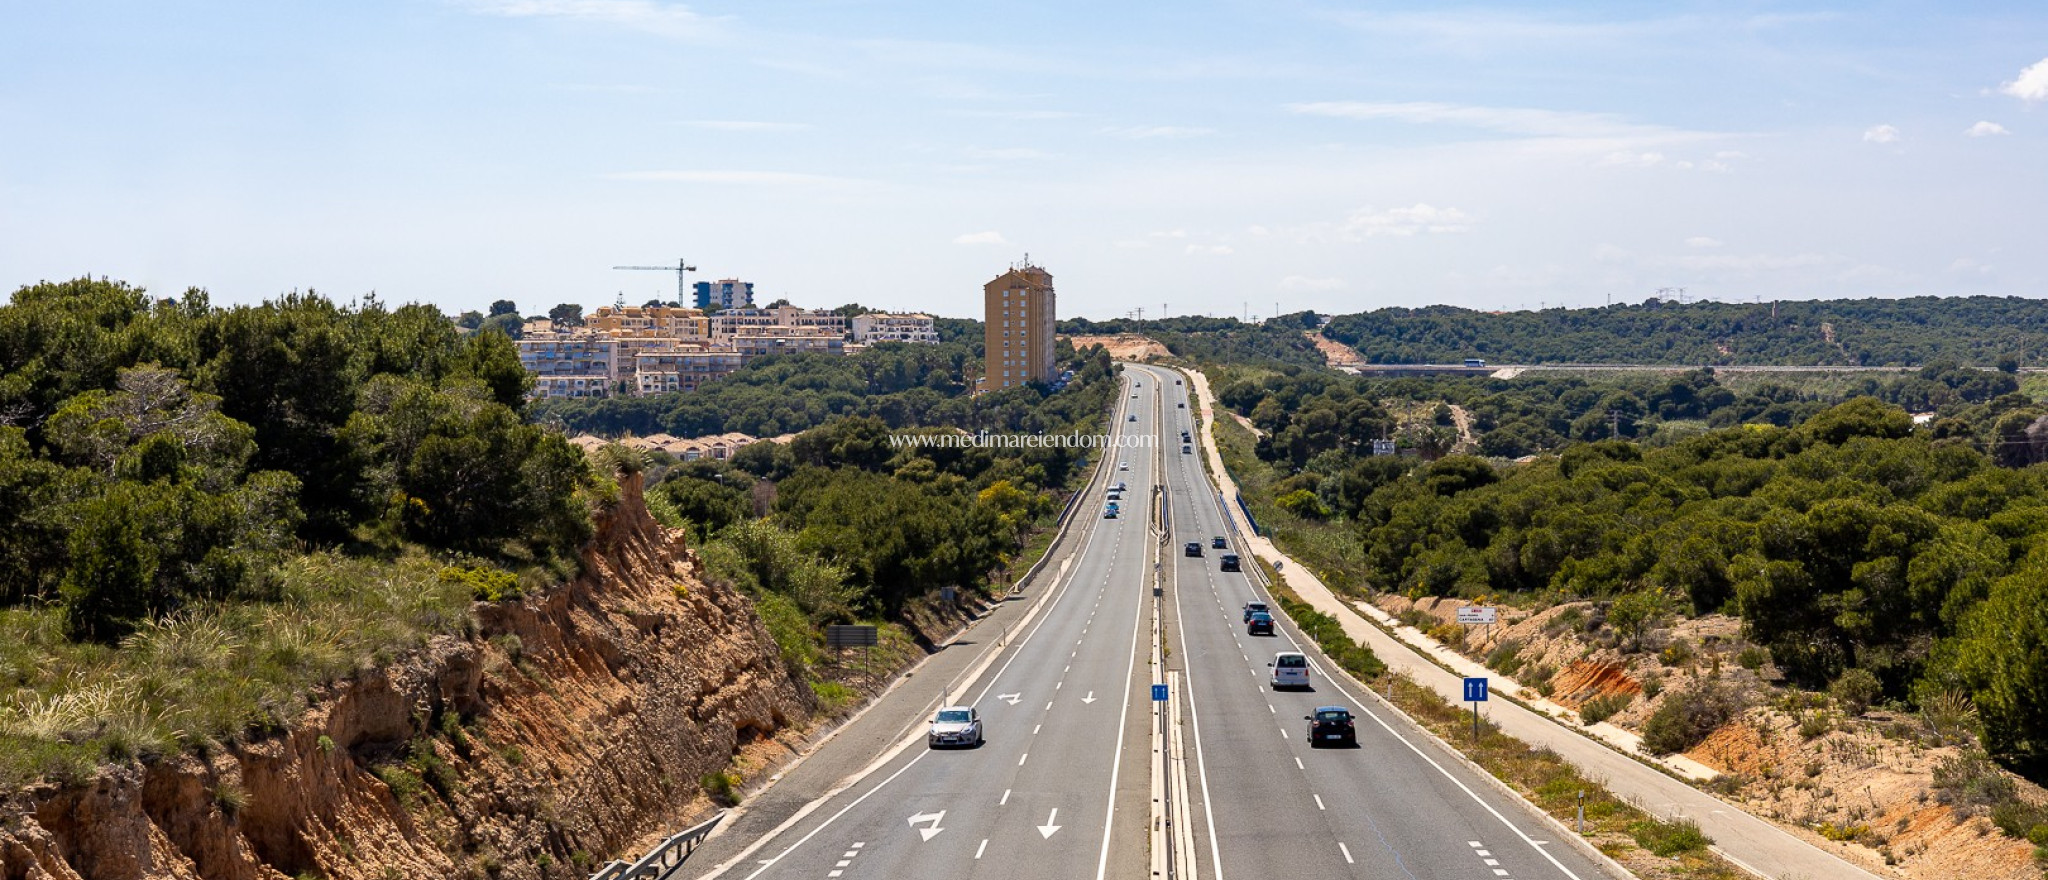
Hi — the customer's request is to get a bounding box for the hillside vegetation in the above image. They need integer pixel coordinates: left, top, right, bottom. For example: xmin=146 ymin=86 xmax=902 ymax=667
xmin=0 ymin=278 xmax=601 ymax=785
xmin=1321 ymin=296 xmax=2048 ymax=366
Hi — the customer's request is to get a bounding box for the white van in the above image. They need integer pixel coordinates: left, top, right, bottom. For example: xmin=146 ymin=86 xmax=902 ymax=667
xmin=1269 ymin=652 xmax=1310 ymax=690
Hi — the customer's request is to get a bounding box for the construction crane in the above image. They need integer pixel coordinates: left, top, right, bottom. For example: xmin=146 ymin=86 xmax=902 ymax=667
xmin=613 ymin=259 xmax=696 ymax=306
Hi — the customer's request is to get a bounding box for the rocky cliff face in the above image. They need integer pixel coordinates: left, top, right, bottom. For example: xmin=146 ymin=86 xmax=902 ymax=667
xmin=0 ymin=473 xmax=811 ymax=880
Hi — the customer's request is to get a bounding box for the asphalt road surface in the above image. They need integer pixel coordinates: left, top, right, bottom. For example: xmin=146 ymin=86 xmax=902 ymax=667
xmin=696 ymin=366 xmax=1622 ymax=880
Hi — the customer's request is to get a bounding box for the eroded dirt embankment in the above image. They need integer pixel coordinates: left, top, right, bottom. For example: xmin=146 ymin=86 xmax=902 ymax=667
xmin=0 ymin=473 xmax=811 ymax=880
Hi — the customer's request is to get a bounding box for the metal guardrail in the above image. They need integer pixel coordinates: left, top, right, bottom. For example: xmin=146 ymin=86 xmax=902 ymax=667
xmin=588 ymin=810 xmax=727 ymax=880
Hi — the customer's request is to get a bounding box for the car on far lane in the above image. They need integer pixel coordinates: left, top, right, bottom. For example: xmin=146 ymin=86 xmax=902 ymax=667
xmin=1212 ymin=536 xmax=1227 ymax=549
xmin=1129 ymin=414 xmax=1138 ymax=422
xmin=1269 ymin=652 xmax=1310 ymax=690
xmin=1185 ymin=541 xmax=1202 ymax=557
xmin=928 ymin=706 xmax=983 ymax=748
xmin=1305 ymin=706 xmax=1356 ymax=747
xmin=1104 ymin=505 xmax=1119 ymax=519
xmin=1119 ymin=461 xmax=1130 ymax=471
xmin=1220 ymin=553 xmax=1241 ymax=572
xmin=1242 ymin=601 xmax=1269 ymax=623
xmin=1247 ymin=611 xmax=1275 ymax=636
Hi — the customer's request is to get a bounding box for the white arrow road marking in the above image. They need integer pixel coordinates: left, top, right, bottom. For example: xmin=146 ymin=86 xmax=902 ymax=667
xmin=907 ymin=811 xmax=946 ymax=841
xmin=1081 ymin=691 xmax=1097 ymax=704
xmin=999 ymin=693 xmax=1022 ymax=705
xmin=1038 ymin=808 xmax=1063 ymax=839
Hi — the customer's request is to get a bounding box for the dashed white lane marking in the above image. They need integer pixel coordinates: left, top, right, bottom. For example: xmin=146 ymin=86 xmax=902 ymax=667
xmin=1057 ymin=681 xmax=1064 ymax=690
xmin=1001 ymin=789 xmax=1011 ymax=806
xmin=1339 ymin=842 xmax=1355 ymax=864
xmin=1294 ymin=757 xmax=1304 ymax=770
xmin=1034 ymin=724 xmax=1042 ymax=735
xmin=852 ymin=843 xmax=863 ymax=848
xmin=842 ymin=851 xmax=856 ymax=858
xmin=835 ymin=860 xmax=850 ymax=867
xmin=1267 ymin=705 xmax=1275 ymax=714
xmin=1314 ymin=794 xmax=1325 ymax=811
xmin=976 ymin=839 xmax=988 ymax=860
xmin=1476 ymin=849 xmax=1491 ymax=856
xmin=1019 ymin=753 xmax=1029 ymax=766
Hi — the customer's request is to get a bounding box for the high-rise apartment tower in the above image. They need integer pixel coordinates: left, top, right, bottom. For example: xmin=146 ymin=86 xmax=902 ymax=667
xmin=983 ymin=260 xmax=1056 ymax=390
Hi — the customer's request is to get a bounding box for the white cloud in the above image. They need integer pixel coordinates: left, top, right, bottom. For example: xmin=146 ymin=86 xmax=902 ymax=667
xmin=1965 ymin=121 xmax=2010 ymax=138
xmin=683 ymin=120 xmax=811 ymax=132
xmin=1280 ymin=275 xmax=1346 ymax=291
xmin=1185 ymin=244 xmax=1235 ymax=255
xmin=1246 ymin=225 xmax=1270 ymax=236
xmin=1285 ymin=100 xmax=1670 ymax=139
xmin=1102 ymin=126 xmax=1216 ymax=139
xmin=955 ymin=109 xmax=1083 ymax=121
xmin=1597 ymin=151 xmax=1665 ymax=167
xmin=605 ymin=169 xmax=865 ymax=186
xmin=1685 ymin=237 xmax=1723 ymax=248
xmin=1335 ymin=203 xmax=1472 ymax=239
xmin=1950 ymin=258 xmax=1995 ymax=277
xmin=2001 ymin=57 xmax=2048 ymax=102
xmin=1863 ymin=124 xmax=1901 ymax=144
xmin=968 ymin=147 xmax=1052 ymax=160
xmin=1151 ymin=229 xmax=1189 ymax=239
xmin=953 ymin=231 xmax=1011 ymax=246
xmin=457 ymin=0 xmax=722 ymax=38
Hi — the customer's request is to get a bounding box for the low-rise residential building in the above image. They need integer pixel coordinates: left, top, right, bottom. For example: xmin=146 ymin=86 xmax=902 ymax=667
xmin=710 ymin=305 xmax=849 ymax=340
xmin=634 ymin=347 xmax=746 ymax=395
xmin=518 ymin=335 xmax=618 ymax=399
xmin=587 ymin=305 xmax=711 ymax=340
xmin=851 ymin=312 xmax=938 ymax=344
xmin=729 ymin=329 xmax=846 ymax=358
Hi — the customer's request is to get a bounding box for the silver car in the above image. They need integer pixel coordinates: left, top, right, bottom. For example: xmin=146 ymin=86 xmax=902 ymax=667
xmin=928 ymin=706 xmax=983 ymax=748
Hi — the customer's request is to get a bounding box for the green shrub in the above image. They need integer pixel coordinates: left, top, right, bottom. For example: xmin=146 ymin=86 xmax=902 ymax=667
xmin=1485 ymin=639 xmax=1526 ymax=676
xmin=1830 ymin=668 xmax=1881 ymax=717
xmin=810 ymin=680 xmax=857 ymax=715
xmin=1933 ymin=751 xmax=2017 ymax=816
xmin=1798 ymin=710 xmax=1834 ymax=740
xmin=1659 ymin=639 xmax=1694 ymax=667
xmin=439 ymin=566 xmax=522 ymax=602
xmin=1639 ymin=672 xmax=1664 ymax=699
xmin=1989 ymin=798 xmax=2048 ymax=840
xmin=701 ymin=770 xmax=742 ymax=806
xmin=1629 ymin=816 xmax=1712 ymax=856
xmin=1735 ymin=645 xmax=1769 ymax=671
xmin=1580 ymin=693 xmax=1632 ymax=725
xmin=1641 ymin=680 xmax=1744 ymax=755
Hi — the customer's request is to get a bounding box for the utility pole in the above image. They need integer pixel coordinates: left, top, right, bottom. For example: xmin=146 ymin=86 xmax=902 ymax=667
xmin=1608 ymin=409 xmax=1622 ymax=440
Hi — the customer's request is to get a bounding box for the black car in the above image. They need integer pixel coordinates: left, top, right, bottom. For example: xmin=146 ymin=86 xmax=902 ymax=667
xmin=1220 ymin=553 xmax=1241 ymax=572
xmin=1211 ymin=536 xmax=1226 ymax=549
xmin=1247 ymin=611 xmax=1275 ymax=636
xmin=1242 ymin=601 xmax=1269 ymax=623
xmin=1305 ymin=706 xmax=1357 ymax=747
xmin=1184 ymin=542 xmax=1202 ymax=557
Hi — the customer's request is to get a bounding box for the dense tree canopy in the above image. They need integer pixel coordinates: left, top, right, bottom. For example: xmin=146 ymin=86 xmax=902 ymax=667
xmin=0 ymin=279 xmax=593 ymax=642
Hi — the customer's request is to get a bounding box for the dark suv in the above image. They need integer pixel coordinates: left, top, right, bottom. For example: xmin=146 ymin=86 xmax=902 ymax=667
xmin=1305 ymin=706 xmax=1357 ymax=747
xmin=1220 ymin=554 xmax=1241 ymax=572
xmin=1247 ymin=611 xmax=1275 ymax=636
xmin=1211 ymin=536 xmax=1226 ymax=549
xmin=1184 ymin=542 xmax=1202 ymax=557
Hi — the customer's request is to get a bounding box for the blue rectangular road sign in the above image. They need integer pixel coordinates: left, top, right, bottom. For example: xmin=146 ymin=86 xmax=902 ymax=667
xmin=1464 ymin=677 xmax=1488 ymax=702
xmin=1152 ymin=684 xmax=1169 ymax=702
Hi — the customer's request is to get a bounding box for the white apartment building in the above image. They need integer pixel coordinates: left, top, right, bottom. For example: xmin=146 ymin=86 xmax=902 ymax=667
xmin=851 ymin=312 xmax=938 ymax=344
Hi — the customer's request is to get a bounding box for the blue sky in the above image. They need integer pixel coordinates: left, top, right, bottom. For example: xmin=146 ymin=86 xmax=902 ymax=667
xmin=3 ymin=2 xmax=2045 ymax=320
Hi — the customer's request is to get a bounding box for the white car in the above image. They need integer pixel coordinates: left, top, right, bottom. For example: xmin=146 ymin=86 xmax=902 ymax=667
xmin=928 ymin=706 xmax=983 ymax=748
xmin=1269 ymin=652 xmax=1310 ymax=690
xmin=1118 ymin=461 xmax=1129 ymax=471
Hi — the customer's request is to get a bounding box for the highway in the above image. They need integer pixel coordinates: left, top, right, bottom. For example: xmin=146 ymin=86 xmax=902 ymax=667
xmin=1129 ymin=362 xmax=1615 ymax=880
xmin=693 ymin=366 xmax=1621 ymax=880
xmin=696 ymin=372 xmax=1164 ymax=880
